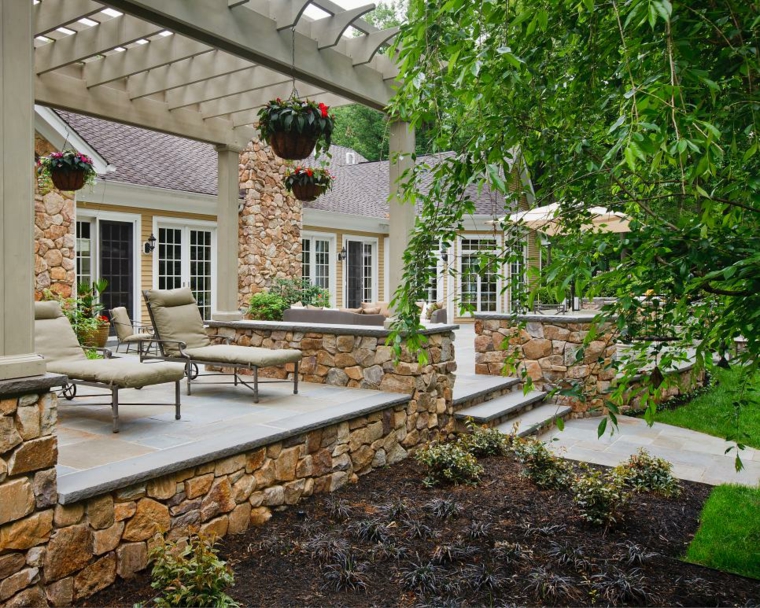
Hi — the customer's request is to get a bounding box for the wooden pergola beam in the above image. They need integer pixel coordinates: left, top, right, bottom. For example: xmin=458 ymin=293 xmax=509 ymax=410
xmin=34 ymin=0 xmax=103 ymax=37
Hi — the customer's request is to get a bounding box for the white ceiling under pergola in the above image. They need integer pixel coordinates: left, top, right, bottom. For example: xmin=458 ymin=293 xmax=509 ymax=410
xmin=32 ymin=0 xmax=400 ymax=148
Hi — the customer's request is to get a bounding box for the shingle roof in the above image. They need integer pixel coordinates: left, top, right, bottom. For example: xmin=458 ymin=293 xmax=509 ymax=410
xmin=54 ymin=111 xmax=515 ymax=217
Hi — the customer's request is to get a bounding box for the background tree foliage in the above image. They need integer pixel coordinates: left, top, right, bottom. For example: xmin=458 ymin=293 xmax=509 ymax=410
xmin=388 ymin=0 xmax=760 ymax=453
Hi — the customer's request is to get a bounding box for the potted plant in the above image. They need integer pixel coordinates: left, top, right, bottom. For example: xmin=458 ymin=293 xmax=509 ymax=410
xmin=284 ymin=166 xmax=333 ymax=201
xmin=257 ymin=97 xmax=335 ymax=160
xmin=37 ymin=150 xmax=96 ymax=191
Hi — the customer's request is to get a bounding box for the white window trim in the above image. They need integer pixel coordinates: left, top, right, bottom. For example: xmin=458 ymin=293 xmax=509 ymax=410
xmin=456 ymin=233 xmax=503 ymax=316
xmin=342 ymin=234 xmax=379 ymax=306
xmin=75 ymin=209 xmax=142 ymax=319
xmin=383 ymin=236 xmax=389 ymax=302
xmin=302 ymin=230 xmax=337 ymax=307
xmin=152 ymin=216 xmax=218 ymax=316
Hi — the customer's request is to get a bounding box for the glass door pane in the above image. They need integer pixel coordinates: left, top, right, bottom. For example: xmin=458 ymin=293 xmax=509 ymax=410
xmin=76 ymin=220 xmax=93 ymax=288
xmin=314 ymin=239 xmax=330 ymax=290
xmin=346 ymin=240 xmax=364 ymax=308
xmin=99 ymin=220 xmax=134 ymax=321
xmin=190 ymin=229 xmax=213 ymax=320
xmin=158 ymin=228 xmax=182 ymax=290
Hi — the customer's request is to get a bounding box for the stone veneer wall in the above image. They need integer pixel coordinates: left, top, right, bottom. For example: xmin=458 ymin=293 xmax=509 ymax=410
xmin=207 ymin=322 xmax=458 ymax=444
xmin=34 ymin=135 xmax=76 ymax=300
xmin=237 ymin=141 xmax=302 ymax=308
xmin=0 ymin=386 xmax=59 ymax=607
xmin=475 ymin=314 xmax=704 ymax=414
xmin=0 ymin=327 xmax=457 ymax=606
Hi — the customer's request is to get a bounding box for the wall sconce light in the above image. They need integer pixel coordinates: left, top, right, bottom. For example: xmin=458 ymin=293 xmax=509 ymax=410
xmin=143 ymin=233 xmax=157 ymax=255
xmin=441 ymin=247 xmax=449 ymax=264
xmin=337 ymin=245 xmax=347 ymax=262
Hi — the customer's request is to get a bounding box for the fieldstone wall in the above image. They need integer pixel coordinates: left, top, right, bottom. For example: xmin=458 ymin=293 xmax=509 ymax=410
xmin=34 ymin=135 xmax=76 ymax=300
xmin=208 ymin=322 xmax=458 ymax=440
xmin=238 ymin=141 xmax=302 ymax=308
xmin=0 ymin=390 xmax=59 ymax=607
xmin=475 ymin=314 xmax=704 ymax=414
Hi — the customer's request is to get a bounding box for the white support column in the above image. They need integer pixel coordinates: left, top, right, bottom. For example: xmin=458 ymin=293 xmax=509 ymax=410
xmin=0 ymin=0 xmax=45 ymax=379
xmin=388 ymin=120 xmax=415 ymax=310
xmin=214 ymin=145 xmax=244 ymax=321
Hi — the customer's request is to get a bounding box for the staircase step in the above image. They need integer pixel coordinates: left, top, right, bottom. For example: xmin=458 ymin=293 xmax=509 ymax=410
xmin=455 ymin=389 xmax=546 ymax=424
xmin=496 ymin=403 xmax=573 ymax=437
xmin=453 ymin=374 xmax=521 ymax=407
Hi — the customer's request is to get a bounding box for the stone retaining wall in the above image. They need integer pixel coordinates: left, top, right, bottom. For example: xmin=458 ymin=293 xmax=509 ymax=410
xmin=475 ymin=314 xmax=702 ymax=414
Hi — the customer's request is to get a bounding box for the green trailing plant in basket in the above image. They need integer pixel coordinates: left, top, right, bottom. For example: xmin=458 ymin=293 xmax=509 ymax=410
xmin=258 ymin=97 xmax=335 ymax=158
xmin=284 ymin=166 xmax=334 ymax=190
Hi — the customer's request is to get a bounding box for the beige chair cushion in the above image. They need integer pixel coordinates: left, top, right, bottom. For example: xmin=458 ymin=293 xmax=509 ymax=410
xmin=47 ymin=359 xmax=185 ymax=389
xmin=184 ymin=345 xmax=302 ymax=367
xmin=121 ymin=334 xmax=152 ymax=343
xmin=110 ymin=307 xmax=134 ymax=341
xmin=361 ymin=301 xmax=391 ymax=317
xmin=143 ymin=287 xmax=210 ymax=356
xmin=34 ymin=302 xmax=87 ymax=363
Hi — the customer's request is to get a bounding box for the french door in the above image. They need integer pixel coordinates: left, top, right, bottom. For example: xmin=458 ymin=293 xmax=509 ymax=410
xmin=344 ymin=238 xmax=376 ymax=308
xmin=156 ymin=224 xmax=215 ymax=320
xmin=459 ymin=236 xmax=500 ymax=313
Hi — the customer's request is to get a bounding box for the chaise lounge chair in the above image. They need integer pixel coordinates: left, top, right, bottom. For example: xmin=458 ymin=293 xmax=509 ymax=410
xmin=110 ymin=306 xmax=155 ymax=354
xmin=141 ymin=287 xmax=302 ymax=401
xmin=34 ymin=301 xmax=185 ymax=433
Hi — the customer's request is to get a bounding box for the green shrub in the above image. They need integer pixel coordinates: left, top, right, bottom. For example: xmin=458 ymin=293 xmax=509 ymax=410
xmin=459 ymin=420 xmax=510 ymax=457
xmin=573 ymin=466 xmax=629 ymax=526
xmin=614 ymin=448 xmax=681 ymax=497
xmin=415 ymin=441 xmax=484 ymax=486
xmin=248 ymin=292 xmax=288 ymax=321
xmin=511 ymin=437 xmax=572 ymax=490
xmin=149 ymin=533 xmax=238 ymax=608
xmin=271 ymin=278 xmax=330 ymax=307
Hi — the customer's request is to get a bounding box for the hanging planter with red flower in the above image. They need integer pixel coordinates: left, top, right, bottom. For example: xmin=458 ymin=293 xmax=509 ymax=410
xmin=37 ymin=150 xmax=96 ymax=192
xmin=257 ymin=97 xmax=335 ymax=161
xmin=284 ymin=166 xmax=334 ymax=201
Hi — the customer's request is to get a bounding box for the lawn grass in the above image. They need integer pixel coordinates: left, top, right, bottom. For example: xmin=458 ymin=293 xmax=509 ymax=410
xmin=654 ymin=368 xmax=760 ymax=450
xmin=686 ymin=484 xmax=760 ymax=579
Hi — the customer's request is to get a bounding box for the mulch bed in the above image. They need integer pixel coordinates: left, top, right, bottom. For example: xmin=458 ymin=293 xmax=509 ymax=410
xmin=82 ymin=454 xmax=760 ymax=607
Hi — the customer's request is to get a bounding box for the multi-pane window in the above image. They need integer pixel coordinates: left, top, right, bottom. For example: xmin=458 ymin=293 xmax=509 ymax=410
xmin=76 ymin=220 xmax=93 ymax=287
xmin=363 ymin=243 xmax=373 ymax=303
xmin=302 ymin=236 xmax=332 ymax=291
xmin=460 ymin=237 xmax=499 ymax=313
xmin=508 ymin=243 xmax=527 ymax=312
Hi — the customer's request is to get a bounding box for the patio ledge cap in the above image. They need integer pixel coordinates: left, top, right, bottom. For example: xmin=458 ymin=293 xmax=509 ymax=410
xmin=206 ymin=319 xmax=460 ymax=337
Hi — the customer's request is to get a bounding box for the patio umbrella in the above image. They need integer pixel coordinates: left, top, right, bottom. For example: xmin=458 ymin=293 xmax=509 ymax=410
xmin=505 ymin=202 xmax=631 ymax=235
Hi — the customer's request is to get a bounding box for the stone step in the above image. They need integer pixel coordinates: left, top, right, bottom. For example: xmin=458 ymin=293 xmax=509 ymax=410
xmin=452 ymin=374 xmax=521 ymax=407
xmin=455 ymin=389 xmax=546 ymax=424
xmin=495 ymin=403 xmax=573 ymax=437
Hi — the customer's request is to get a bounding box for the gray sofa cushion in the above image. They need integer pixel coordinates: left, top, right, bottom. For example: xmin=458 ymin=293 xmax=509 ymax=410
xmin=283 ymin=309 xmax=386 ymax=326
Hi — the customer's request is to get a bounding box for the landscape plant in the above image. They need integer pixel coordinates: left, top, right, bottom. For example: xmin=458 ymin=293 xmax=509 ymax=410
xmin=387 ymin=0 xmax=760 ymax=465
xmin=247 ymin=291 xmax=288 ymax=321
xmin=614 ymin=448 xmax=681 ymax=497
xmin=458 ymin=419 xmax=510 ymax=457
xmin=510 ymin=437 xmax=572 ymax=490
xmin=573 ymin=465 xmax=630 ymax=527
xmin=148 ymin=533 xmax=238 ymax=608
xmin=271 ymin=277 xmax=331 ymax=308
xmin=414 ymin=441 xmax=483 ymax=486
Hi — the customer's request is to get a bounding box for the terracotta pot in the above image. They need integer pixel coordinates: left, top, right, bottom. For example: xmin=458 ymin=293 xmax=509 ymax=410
xmin=291 ymin=182 xmax=327 ymax=202
xmin=81 ymin=323 xmax=110 ymax=348
xmin=268 ymin=132 xmax=318 ymax=160
xmin=50 ymin=169 xmax=86 ymax=191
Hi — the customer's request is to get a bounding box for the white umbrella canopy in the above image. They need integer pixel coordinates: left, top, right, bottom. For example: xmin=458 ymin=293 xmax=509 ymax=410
xmin=506 ymin=203 xmax=631 ymax=235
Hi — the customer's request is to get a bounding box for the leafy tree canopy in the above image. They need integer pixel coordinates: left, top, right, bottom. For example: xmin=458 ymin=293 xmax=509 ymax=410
xmin=388 ymin=0 xmax=760 ymax=456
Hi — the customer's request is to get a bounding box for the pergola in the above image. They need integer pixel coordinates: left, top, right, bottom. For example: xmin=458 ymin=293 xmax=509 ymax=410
xmin=0 ymin=0 xmax=415 ymax=381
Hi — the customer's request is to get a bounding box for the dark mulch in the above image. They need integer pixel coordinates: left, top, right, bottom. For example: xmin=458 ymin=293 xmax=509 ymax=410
xmin=82 ymin=455 xmax=760 ymax=607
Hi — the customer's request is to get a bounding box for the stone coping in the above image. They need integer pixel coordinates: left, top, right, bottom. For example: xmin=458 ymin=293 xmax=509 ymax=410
xmin=56 ymin=390 xmax=410 ymax=504
xmin=207 ymin=319 xmax=460 ymax=337
xmin=0 ymin=372 xmax=66 ymax=398
xmin=475 ymin=312 xmax=610 ymax=324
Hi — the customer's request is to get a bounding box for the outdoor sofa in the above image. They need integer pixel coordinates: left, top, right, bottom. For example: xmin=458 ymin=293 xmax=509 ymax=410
xmin=142 ymin=287 xmax=302 ymax=401
xmin=34 ymin=301 xmax=185 ymax=433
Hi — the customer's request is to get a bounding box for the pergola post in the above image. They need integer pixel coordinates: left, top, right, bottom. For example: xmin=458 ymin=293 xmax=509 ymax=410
xmin=214 ymin=145 xmax=243 ymax=321
xmin=388 ymin=120 xmax=415 ymax=309
xmin=0 ymin=1 xmax=45 ymax=380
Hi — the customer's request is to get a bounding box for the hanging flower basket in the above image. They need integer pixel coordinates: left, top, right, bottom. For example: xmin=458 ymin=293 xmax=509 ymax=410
xmin=285 ymin=167 xmax=333 ymax=202
xmin=37 ymin=151 xmax=96 ymax=192
xmin=258 ymin=97 xmax=335 ymax=160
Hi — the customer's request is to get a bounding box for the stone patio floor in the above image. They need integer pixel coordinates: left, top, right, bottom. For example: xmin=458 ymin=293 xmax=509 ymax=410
xmin=541 ymin=415 xmax=760 ymax=487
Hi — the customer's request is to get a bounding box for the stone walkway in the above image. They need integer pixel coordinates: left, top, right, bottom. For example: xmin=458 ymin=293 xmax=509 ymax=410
xmin=542 ymin=415 xmax=760 ymax=487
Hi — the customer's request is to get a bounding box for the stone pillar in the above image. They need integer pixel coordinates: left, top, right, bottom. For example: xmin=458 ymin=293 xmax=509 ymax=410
xmin=214 ymin=146 xmax=244 ymax=321
xmin=237 ymin=140 xmax=302 ymax=306
xmin=0 ymin=0 xmax=45 ymax=380
xmin=0 ymin=380 xmax=62 ymax=606
xmin=388 ymin=121 xmax=416 ymax=310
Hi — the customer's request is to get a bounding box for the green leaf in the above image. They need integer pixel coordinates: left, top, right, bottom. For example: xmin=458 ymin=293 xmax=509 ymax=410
xmin=597 ymin=417 xmax=608 ymax=438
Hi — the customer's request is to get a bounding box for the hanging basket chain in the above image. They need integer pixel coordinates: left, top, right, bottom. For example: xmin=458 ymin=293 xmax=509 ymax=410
xmin=290 ymin=26 xmax=299 ymax=100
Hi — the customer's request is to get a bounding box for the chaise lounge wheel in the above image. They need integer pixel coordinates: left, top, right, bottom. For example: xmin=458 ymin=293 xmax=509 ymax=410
xmin=62 ymin=384 xmax=77 ymax=400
